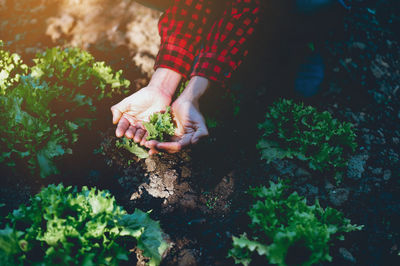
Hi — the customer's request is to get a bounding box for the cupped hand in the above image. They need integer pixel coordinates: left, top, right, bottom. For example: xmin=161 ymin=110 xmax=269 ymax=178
xmin=110 ymin=86 xmax=172 ymax=144
xmin=145 ymin=98 xmax=209 ymax=154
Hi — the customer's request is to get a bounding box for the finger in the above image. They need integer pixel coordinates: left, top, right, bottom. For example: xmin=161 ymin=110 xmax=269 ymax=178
xmin=145 ymin=140 xmax=159 ymax=150
xmin=192 ymin=126 xmax=209 ymax=144
xmin=179 ymin=134 xmax=192 ymax=148
xmin=116 ymin=117 xmax=130 ymax=138
xmin=111 ymin=105 xmax=124 ymax=125
xmin=149 ymin=148 xmax=159 ymax=156
xmin=140 ymin=132 xmax=148 ymax=146
xmin=174 ymin=125 xmax=185 ymax=136
xmin=122 ymin=114 xmax=137 ymax=126
xmin=170 ymin=136 xmax=181 ymax=142
xmin=134 ymin=128 xmax=146 ymax=143
xmin=156 ymin=142 xmax=182 ymax=153
xmin=125 ymin=126 xmax=137 ymax=139
xmin=156 ymin=135 xmax=191 ymax=153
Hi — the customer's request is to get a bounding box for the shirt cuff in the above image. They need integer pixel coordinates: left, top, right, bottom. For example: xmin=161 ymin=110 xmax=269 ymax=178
xmin=190 ymin=52 xmax=236 ymax=87
xmin=154 ymin=42 xmax=197 ymax=78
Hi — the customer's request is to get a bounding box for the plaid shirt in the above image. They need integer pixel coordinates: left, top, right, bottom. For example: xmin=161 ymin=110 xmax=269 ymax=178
xmin=154 ymin=0 xmax=261 ymax=86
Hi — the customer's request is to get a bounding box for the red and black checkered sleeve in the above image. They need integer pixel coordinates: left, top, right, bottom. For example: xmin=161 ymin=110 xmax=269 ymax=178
xmin=154 ymin=0 xmax=216 ymax=78
xmin=190 ymin=0 xmax=261 ymax=85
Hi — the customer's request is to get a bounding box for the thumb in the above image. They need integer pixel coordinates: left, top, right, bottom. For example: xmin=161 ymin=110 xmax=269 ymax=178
xmin=111 ymin=102 xmax=127 ymax=124
xmin=191 ymin=125 xmax=209 ymax=144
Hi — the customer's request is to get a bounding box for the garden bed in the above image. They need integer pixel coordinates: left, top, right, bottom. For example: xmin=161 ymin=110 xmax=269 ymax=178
xmin=0 ymin=0 xmax=399 ymax=265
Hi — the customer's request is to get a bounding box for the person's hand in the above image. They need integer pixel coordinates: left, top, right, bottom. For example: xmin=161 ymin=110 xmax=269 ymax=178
xmin=145 ymin=76 xmax=210 ymax=154
xmin=146 ymin=99 xmax=209 ymax=154
xmin=110 ymin=68 xmax=181 ymax=144
xmin=111 ymin=86 xmax=172 ymax=143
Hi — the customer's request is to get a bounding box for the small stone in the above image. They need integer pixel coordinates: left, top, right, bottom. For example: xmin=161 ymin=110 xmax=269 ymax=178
xmin=130 ymin=188 xmax=143 ymax=200
xmin=352 ymin=42 xmax=367 ymax=50
xmin=383 ymin=170 xmax=391 ymax=181
xmin=347 ymin=154 xmax=369 ymax=180
xmin=339 ymin=247 xmax=356 ymax=263
xmin=388 ymin=149 xmax=399 ymax=163
xmin=362 ymin=134 xmax=372 ymax=146
xmin=371 ymin=168 xmax=382 ymax=176
xmin=376 ymin=137 xmax=386 ymax=145
xmin=362 ymin=128 xmax=370 ymax=133
xmin=329 ymin=188 xmax=349 ymax=207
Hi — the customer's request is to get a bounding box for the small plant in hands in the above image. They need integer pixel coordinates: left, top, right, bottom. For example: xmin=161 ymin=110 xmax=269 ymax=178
xmin=0 ymin=184 xmax=167 ymax=266
xmin=0 ymin=43 xmax=130 ymax=178
xmin=116 ymin=106 xmax=176 ymax=159
xmin=257 ymin=99 xmax=357 ymax=178
xmin=228 ymin=180 xmax=363 ymax=266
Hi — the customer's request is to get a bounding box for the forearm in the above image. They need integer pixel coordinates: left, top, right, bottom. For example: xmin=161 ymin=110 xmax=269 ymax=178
xmin=148 ymin=67 xmax=182 ymax=98
xmin=177 ymin=76 xmax=210 ymax=106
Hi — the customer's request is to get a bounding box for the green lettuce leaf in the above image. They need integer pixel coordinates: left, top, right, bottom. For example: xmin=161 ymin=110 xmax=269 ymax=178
xmin=1 ymin=184 xmax=166 ymax=265
xmin=229 ymin=180 xmax=363 ymax=265
xmin=119 ymin=209 xmax=168 ymax=266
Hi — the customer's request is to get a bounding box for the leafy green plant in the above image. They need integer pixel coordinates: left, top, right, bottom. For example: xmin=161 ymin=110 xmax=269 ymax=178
xmin=229 ymin=180 xmax=362 ymax=266
xmin=0 ymin=44 xmax=130 ymax=177
xmin=116 ymin=137 xmax=149 ymax=159
xmin=143 ymin=106 xmax=175 ymax=142
xmin=0 ymin=41 xmax=28 ymax=95
xmin=30 ymin=47 xmax=130 ymax=99
xmin=257 ymin=99 xmax=357 ymax=173
xmin=0 ymin=184 xmax=167 ymax=266
xmin=117 ymin=107 xmax=176 ymax=159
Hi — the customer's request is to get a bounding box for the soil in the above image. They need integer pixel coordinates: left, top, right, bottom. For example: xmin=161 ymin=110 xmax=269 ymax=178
xmin=1 ymin=0 xmax=399 ymax=265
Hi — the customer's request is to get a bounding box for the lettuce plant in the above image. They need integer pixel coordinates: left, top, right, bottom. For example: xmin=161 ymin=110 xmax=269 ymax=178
xmin=30 ymin=47 xmax=130 ymax=99
xmin=257 ymin=99 xmax=357 ymax=173
xmin=143 ymin=106 xmax=176 ymax=142
xmin=0 ymin=44 xmax=130 ymax=177
xmin=0 ymin=184 xmax=167 ymax=266
xmin=116 ymin=107 xmax=176 ymax=159
xmin=0 ymin=41 xmax=28 ymax=95
xmin=229 ymin=180 xmax=362 ymax=266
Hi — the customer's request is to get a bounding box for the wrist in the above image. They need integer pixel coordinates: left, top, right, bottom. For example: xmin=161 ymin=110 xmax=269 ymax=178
xmin=178 ymin=76 xmax=210 ymax=105
xmin=148 ymin=67 xmax=182 ymax=98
